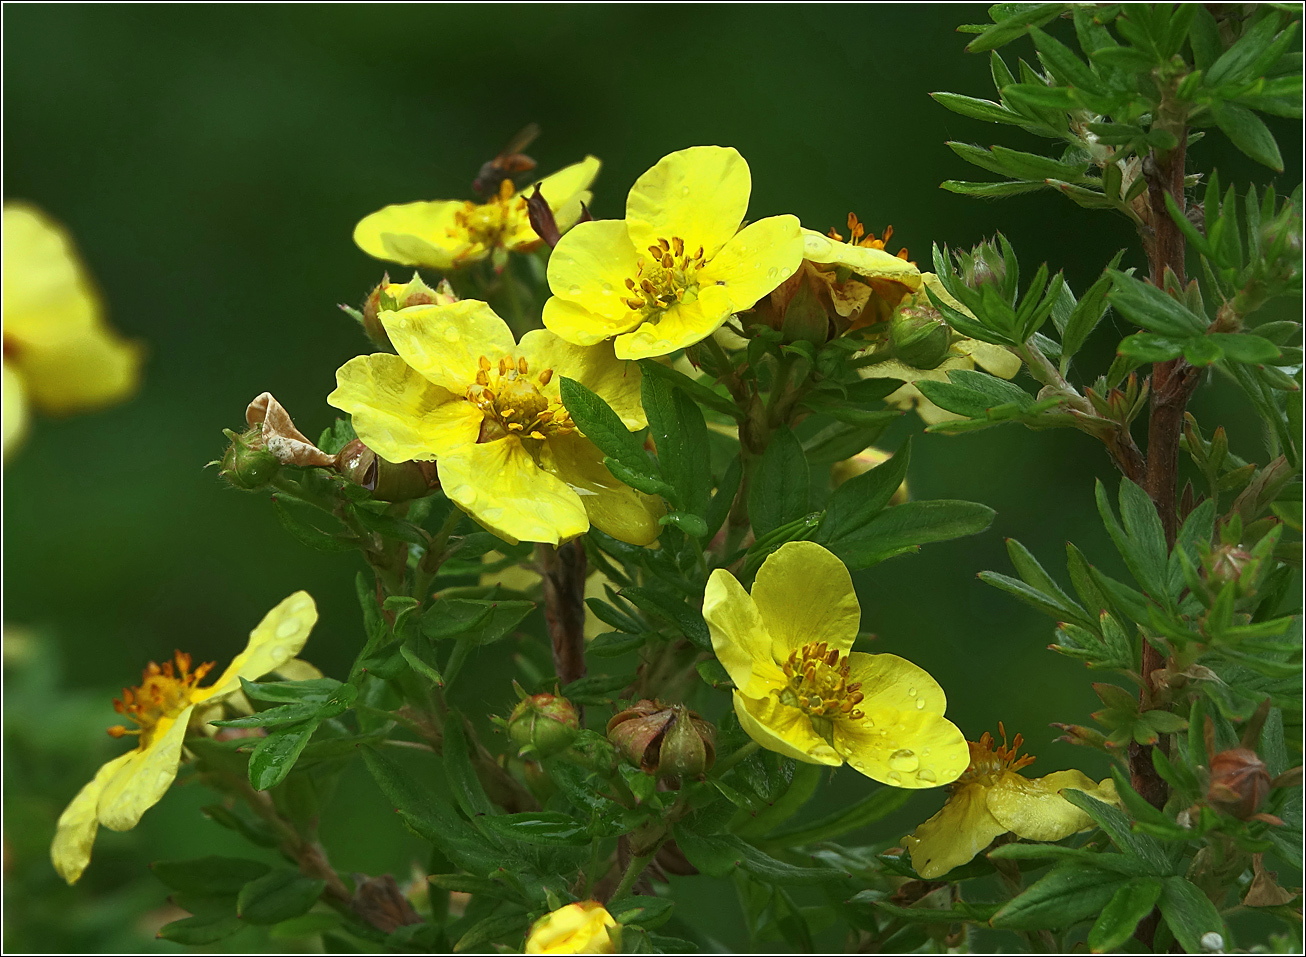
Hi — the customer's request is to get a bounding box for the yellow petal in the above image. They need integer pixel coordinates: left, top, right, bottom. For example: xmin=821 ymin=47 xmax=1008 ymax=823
xmin=96 ymin=704 xmax=194 ymax=831
xmin=439 ymin=438 xmax=587 ymax=545
xmin=3 ymin=203 xmax=99 ymax=340
xmin=833 ymin=707 xmax=969 ymax=788
xmin=3 ymin=361 xmax=29 ymax=460
xmin=381 ymin=300 xmax=517 ymax=393
xmin=703 ymin=569 xmax=786 ymax=697
xmin=15 ymin=322 xmax=142 ymax=415
xmin=518 ymin=331 xmax=645 ymax=430
xmin=752 ymin=541 xmax=860 ymax=663
xmin=544 ymin=219 xmax=644 ymax=333
xmin=353 ymin=199 xmax=473 ymax=269
xmin=543 ymin=431 xmax=663 ymax=546
xmin=846 ymin=652 xmax=947 ymax=715
xmin=613 ymin=283 xmax=734 ymax=360
xmin=328 ymin=354 xmax=481 ymax=463
xmin=202 ymin=591 xmax=319 ymax=700
xmin=919 ymin=272 xmax=971 ymax=316
xmin=802 ymin=229 xmax=922 ymax=291
xmin=903 ymin=783 xmax=1007 ymax=879
xmin=700 ymin=214 xmax=804 ymax=311
xmin=625 ymin=146 xmax=751 ymax=260
xmin=525 ymin=900 xmax=620 ymax=955
xmin=957 ymin=338 xmax=1022 ymax=379
xmin=504 ymin=156 xmax=601 ymax=247
xmin=984 ymin=769 xmax=1099 ymax=841
xmin=50 ymin=751 xmax=135 ymax=884
xmin=734 ymin=691 xmax=842 ymax=766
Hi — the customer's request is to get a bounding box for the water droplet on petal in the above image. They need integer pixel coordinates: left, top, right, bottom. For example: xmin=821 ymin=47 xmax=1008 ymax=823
xmin=767 ymin=266 xmax=779 ymax=279
xmin=907 ymin=687 xmax=916 ymax=697
xmin=568 ymin=284 xmax=583 ymax=296
xmin=862 ymin=716 xmax=874 ymax=729
xmin=888 ymin=748 xmax=919 ymax=772
xmin=443 ymin=326 xmax=459 ymax=342
xmin=601 ymin=282 xmax=613 ymax=295
xmin=916 ymin=697 xmax=926 ymax=710
xmin=916 ymin=768 xmax=937 ymax=783
xmin=888 ymin=771 xmax=903 ymax=785
xmin=276 ymin=618 xmax=300 ymax=639
xmin=681 ymin=186 xmax=690 ymax=196
xmin=483 ymin=507 xmax=504 ymax=522
xmin=922 ymin=747 xmax=931 ymax=756
xmin=156 ymin=770 xmax=173 ymax=788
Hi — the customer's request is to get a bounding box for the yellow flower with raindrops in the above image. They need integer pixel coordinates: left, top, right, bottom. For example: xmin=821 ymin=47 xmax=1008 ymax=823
xmin=353 ymin=157 xmax=600 ymax=273
xmin=328 ymin=299 xmax=664 ymax=546
xmin=703 ymin=541 xmax=968 ymax=787
xmin=902 ymin=724 xmax=1120 ymax=878
xmin=50 ymin=592 xmax=318 ymax=884
xmin=542 ymin=145 xmax=804 ymax=359
xmin=525 ymin=900 xmax=620 ymax=955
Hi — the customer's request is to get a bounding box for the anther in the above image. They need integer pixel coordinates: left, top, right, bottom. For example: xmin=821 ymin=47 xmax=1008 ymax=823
xmin=648 ymin=245 xmax=664 ymax=259
xmin=476 ymin=371 xmax=489 ymax=386
xmin=661 ymin=253 xmax=673 ymax=269
xmin=518 ymin=357 xmax=529 ymax=375
xmin=529 ymin=431 xmax=546 ymax=440
xmin=498 ymin=358 xmax=508 ymax=376
xmin=625 ymin=277 xmax=637 ymax=290
xmin=537 ymin=369 xmax=554 ymax=386
xmin=479 ymin=355 xmax=491 ymax=371
xmin=672 ymin=237 xmax=684 ymax=256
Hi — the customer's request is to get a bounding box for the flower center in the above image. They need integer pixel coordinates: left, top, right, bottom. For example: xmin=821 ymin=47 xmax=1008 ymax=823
xmin=956 ymin=723 xmax=1036 ymax=786
xmin=453 ymin=179 xmax=523 ymax=251
xmin=467 ymin=355 xmax=573 ymax=443
xmin=108 ymin=651 xmax=214 ymax=746
xmin=777 ymin=641 xmax=865 ymax=722
xmin=621 ymin=236 xmax=706 ymax=317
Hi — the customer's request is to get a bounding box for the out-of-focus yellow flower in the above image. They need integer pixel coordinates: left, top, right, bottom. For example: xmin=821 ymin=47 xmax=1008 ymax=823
xmin=829 ymin=446 xmax=909 ymax=503
xmin=328 ymin=300 xmax=663 ymax=546
xmin=859 ymin=273 xmax=1021 ymax=425
xmin=703 ymin=541 xmax=967 ymax=787
xmin=902 ymin=724 xmax=1119 ymax=878
xmin=542 ymin=146 xmax=803 ymax=359
xmin=50 ymin=592 xmax=318 ymax=884
xmin=3 ymin=204 xmax=142 ymax=458
xmin=525 ymin=900 xmax=620 ymax=954
xmin=353 ymin=157 xmax=600 ymax=272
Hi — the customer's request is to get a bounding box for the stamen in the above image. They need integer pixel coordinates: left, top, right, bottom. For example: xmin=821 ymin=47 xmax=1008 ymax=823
xmin=537 ymin=369 xmax=554 ymax=386
xmin=517 ymin=357 xmax=529 ymax=375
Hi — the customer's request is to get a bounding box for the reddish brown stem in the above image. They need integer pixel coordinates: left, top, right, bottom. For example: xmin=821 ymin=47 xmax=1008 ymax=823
xmin=540 ymin=540 xmax=588 ymax=689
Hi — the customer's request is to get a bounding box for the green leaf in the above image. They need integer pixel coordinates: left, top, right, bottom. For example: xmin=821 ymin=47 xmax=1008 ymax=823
xmin=762 ymin=787 xmax=911 ymax=849
xmin=916 ymin=369 xmax=1032 ymax=418
xmin=642 ymin=374 xmax=711 ymax=517
xmin=637 ymin=358 xmax=741 ymax=420
xmin=559 ymin=376 xmax=662 ymax=488
xmin=1158 ymin=876 xmax=1225 ymax=954
xmin=1210 ymin=333 xmax=1282 ymax=364
xmin=832 ymin=500 xmax=996 ymax=570
xmin=478 ymin=812 xmax=591 ymax=846
xmin=819 ymin=439 xmax=910 ymax=543
xmin=750 ymin=427 xmax=810 ymax=537
xmin=157 ymin=914 xmax=246 ymax=945
xmin=248 ymin=722 xmax=319 ymax=791
xmin=454 ymin=912 xmax=530 ymax=953
xmin=1029 ymin=26 xmax=1106 ymax=95
xmin=1088 ymin=878 xmax=1163 ymax=953
xmin=703 ymin=455 xmax=742 ymax=542
xmin=1095 ymin=479 xmax=1169 ymax=604
xmin=152 ymin=857 xmax=271 ymax=896
xmin=1118 ymin=333 xmax=1186 ymax=362
xmin=1061 ymin=265 xmax=1119 ymax=360
xmin=560 ymin=671 xmax=637 ymax=703
xmin=1108 ymin=271 xmax=1208 ymax=337
xmin=965 ymin=3 xmax=1064 ymax=53
xmin=1211 ymin=101 xmax=1285 ymax=171
xmin=271 ymin=497 xmax=355 ymax=553
xmin=1060 ymin=788 xmax=1172 ymax=875
xmin=421 ymin=598 xmax=533 ymax=644
xmin=941 ymin=179 xmax=1049 ymax=198
xmin=236 ymin=869 xmax=326 ymax=925
xmin=660 ymin=511 xmax=709 ymax=538
xmin=674 ymin=826 xmax=843 ymax=884
xmin=621 ymin=586 xmax=711 ymax=651
xmin=443 ymin=715 xmax=494 ymax=819
xmin=1206 ymin=10 xmax=1289 ymax=87
xmin=991 ymin=861 xmax=1131 ymax=930
xmin=239 ymin=677 xmax=344 ymax=704
xmin=931 ymin=92 xmax=1027 ymax=126
xmin=608 ymin=895 xmax=676 ymax=930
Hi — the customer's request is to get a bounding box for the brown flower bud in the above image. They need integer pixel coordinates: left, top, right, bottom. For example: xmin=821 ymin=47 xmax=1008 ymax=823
xmin=606 ymin=700 xmax=715 ymax=780
xmin=336 ymin=439 xmax=439 ymax=503
xmin=351 ymin=273 xmax=457 ymax=349
xmin=1208 ymin=747 xmax=1271 ymax=820
xmin=526 ymin=184 xmax=561 ymax=247
xmin=508 ymin=692 xmax=580 ymax=758
xmin=350 ymin=873 xmax=424 ymax=934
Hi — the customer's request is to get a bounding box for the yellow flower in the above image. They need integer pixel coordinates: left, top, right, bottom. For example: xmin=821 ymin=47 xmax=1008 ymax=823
xmin=328 ymin=300 xmax=663 ymax=546
xmin=902 ymin=725 xmax=1120 ymax=879
xmin=799 ymin=216 xmax=922 ymax=327
xmin=525 ymin=900 xmax=620 ymax=955
xmin=859 ymin=273 xmax=1021 ymax=425
xmin=3 ymin=203 xmax=142 ymax=458
xmin=353 ymin=157 xmax=600 ymax=272
xmin=703 ymin=541 xmax=967 ymax=787
xmin=542 ymin=146 xmax=803 ymax=359
xmin=50 ymin=592 xmax=318 ymax=884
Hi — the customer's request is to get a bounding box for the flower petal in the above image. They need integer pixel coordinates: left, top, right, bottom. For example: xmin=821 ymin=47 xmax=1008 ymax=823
xmin=519 ymin=331 xmax=645 ymax=430
xmin=625 ymin=146 xmax=750 ymax=260
xmin=752 ymin=541 xmax=861 ymax=663
xmin=15 ymin=323 xmax=142 ymax=415
xmin=202 ymin=591 xmax=319 ymax=700
xmin=847 ymin=652 xmax=947 ymax=715
xmin=613 ymin=284 xmax=734 ymax=360
xmin=734 ymin=691 xmax=841 ymax=766
xmin=96 ymin=704 xmax=194 ymax=831
xmin=353 ymin=200 xmax=472 ymax=269
xmin=3 ymin=361 xmax=29 ymax=459
xmin=545 ymin=219 xmax=644 ymax=331
xmin=803 ymin=229 xmax=922 ymax=291
xmin=439 ymin=438 xmax=587 ymax=545
xmin=703 ymin=568 xmax=785 ymax=697
xmin=957 ymin=338 xmax=1022 ymax=379
xmin=985 ymin=769 xmax=1105 ymax=841
xmin=833 ymin=707 xmax=969 ymax=788
xmin=903 ymin=783 xmax=1007 ymax=879
xmin=50 ymin=751 xmax=136 ymax=884
xmin=328 ymin=354 xmax=482 ymax=463
xmin=382 ymin=300 xmax=518 ymax=393
xmin=504 ymin=156 xmax=602 ymax=247
xmin=699 ymin=214 xmax=804 ymax=311
xmin=543 ymin=431 xmax=663 ymax=546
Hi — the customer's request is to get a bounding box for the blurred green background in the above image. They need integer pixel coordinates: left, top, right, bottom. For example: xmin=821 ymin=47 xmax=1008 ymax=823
xmin=4 ymin=4 xmax=1299 ymax=952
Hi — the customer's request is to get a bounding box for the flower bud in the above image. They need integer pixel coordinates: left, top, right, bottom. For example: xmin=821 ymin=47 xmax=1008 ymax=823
xmin=336 ymin=439 xmax=439 ymax=503
xmin=219 ymin=428 xmax=280 ymax=490
xmin=953 ymin=240 xmax=1006 ymax=291
xmin=829 ymin=446 xmax=909 ymax=503
xmin=352 ymin=273 xmax=458 ymax=349
xmin=606 ymin=700 xmax=715 ymax=779
xmin=1202 ymin=544 xmax=1255 ymax=597
xmin=1207 ymin=747 xmax=1271 ymax=820
xmin=508 ymin=692 xmax=580 ymax=759
xmin=889 ymin=303 xmax=951 ymax=369
xmin=525 ymin=900 xmax=619 ymax=955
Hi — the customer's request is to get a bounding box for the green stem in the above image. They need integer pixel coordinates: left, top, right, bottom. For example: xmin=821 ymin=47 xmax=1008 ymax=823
xmin=712 ymin=740 xmax=761 ymax=777
xmin=609 ymin=849 xmax=658 ymax=902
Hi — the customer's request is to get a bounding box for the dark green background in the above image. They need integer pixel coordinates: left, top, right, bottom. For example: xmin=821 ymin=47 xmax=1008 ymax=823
xmin=4 ymin=4 xmax=1299 ymax=952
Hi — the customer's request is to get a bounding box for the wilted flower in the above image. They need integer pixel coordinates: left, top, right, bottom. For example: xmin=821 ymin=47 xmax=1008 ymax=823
xmin=607 ymin=700 xmax=716 ymax=778
xmin=542 ymin=146 xmax=803 ymax=359
xmin=703 ymin=541 xmax=967 ymax=786
xmin=902 ymin=724 xmax=1118 ymax=879
xmin=51 ymin=592 xmax=318 ymax=884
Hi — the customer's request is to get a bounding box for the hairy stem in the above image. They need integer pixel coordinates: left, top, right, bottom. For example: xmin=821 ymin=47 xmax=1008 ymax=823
xmin=539 ymin=540 xmax=588 ymax=690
